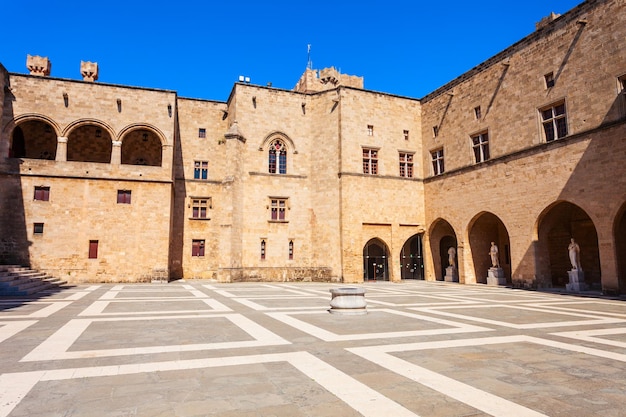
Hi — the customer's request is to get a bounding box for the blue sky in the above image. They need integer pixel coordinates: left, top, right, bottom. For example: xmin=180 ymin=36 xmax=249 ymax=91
xmin=2 ymin=0 xmax=582 ymax=101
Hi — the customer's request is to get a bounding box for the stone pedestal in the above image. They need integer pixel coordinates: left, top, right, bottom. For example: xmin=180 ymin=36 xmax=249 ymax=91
xmin=487 ymin=267 xmax=506 ymax=286
xmin=566 ymin=269 xmax=588 ymax=292
xmin=444 ymin=266 xmax=458 ymax=282
xmin=329 ymin=287 xmax=367 ymax=315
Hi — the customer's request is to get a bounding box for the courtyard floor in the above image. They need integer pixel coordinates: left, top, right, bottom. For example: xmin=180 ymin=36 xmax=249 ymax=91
xmin=1 ymin=280 xmax=626 ymax=417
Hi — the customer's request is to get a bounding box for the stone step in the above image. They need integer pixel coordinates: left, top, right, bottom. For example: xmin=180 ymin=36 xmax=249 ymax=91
xmin=0 ymin=265 xmax=67 ymax=296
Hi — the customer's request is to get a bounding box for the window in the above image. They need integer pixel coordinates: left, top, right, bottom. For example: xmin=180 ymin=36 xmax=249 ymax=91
xmin=194 ymin=161 xmax=208 ymax=180
xmin=474 ymin=106 xmax=482 ymax=119
xmin=261 ymin=240 xmax=266 ymax=260
xmin=268 ymin=139 xmax=287 ymax=174
xmin=89 ymin=240 xmax=98 ymax=259
xmin=367 ymin=125 xmax=374 ymax=136
xmin=433 ymin=126 xmax=439 ymax=138
xmin=399 ymin=152 xmax=414 ymax=178
xmin=34 ymin=186 xmax=50 ymax=201
xmin=270 ymin=198 xmax=287 ymax=221
xmin=541 ymin=102 xmax=568 ymax=142
xmin=544 ymin=72 xmax=555 ymax=88
xmin=472 ymin=132 xmax=490 ymax=163
xmin=192 ymin=239 xmax=205 ymax=257
xmin=117 ymin=190 xmax=131 ymax=204
xmin=362 ymin=148 xmax=378 ymax=175
xmin=198 ymin=128 xmax=206 ymax=138
xmin=288 ymin=240 xmax=294 ymax=260
xmin=403 ymin=130 xmax=409 ymax=141
xmin=431 ymin=148 xmax=445 ymax=175
xmin=191 ymin=198 xmax=211 ymax=219
xmin=33 ymin=223 xmax=44 ymax=234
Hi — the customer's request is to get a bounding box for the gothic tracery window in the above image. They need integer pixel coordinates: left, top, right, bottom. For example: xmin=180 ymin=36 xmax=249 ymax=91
xmin=268 ymin=139 xmax=287 ymax=174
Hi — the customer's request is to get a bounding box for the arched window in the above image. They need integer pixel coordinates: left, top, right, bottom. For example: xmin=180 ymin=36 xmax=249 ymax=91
xmin=268 ymin=139 xmax=287 ymax=174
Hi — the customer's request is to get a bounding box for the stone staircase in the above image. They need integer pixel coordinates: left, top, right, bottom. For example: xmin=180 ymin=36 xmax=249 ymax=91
xmin=0 ymin=265 xmax=67 ymax=296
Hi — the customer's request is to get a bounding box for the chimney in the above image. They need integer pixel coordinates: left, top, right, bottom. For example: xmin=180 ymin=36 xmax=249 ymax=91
xmin=26 ymin=55 xmax=51 ymax=76
xmin=80 ymin=61 xmax=99 ymax=82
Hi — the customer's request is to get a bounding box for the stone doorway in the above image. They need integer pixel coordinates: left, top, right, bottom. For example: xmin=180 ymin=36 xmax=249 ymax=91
xmin=363 ymin=238 xmax=389 ymax=281
xmin=468 ymin=212 xmax=511 ymax=285
xmin=400 ymin=234 xmax=424 ymax=279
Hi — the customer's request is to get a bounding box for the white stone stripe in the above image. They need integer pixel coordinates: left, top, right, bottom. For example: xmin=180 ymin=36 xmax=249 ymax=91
xmin=1 ymin=352 xmax=418 ymax=417
xmin=0 ymin=321 xmax=37 ymax=344
xmin=21 ymin=314 xmax=290 ymax=361
xmin=78 ymin=298 xmax=231 ymax=316
xmin=267 ymin=309 xmax=490 ymax=341
xmin=0 ymin=302 xmax=71 ymax=319
xmin=349 ymin=334 xmax=626 ymax=417
xmin=348 ymin=346 xmax=547 ymax=417
xmin=411 ymin=304 xmax=626 ymax=329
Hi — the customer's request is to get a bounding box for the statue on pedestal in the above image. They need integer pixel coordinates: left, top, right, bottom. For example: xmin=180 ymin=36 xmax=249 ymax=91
xmin=448 ymin=247 xmax=456 ymax=268
xmin=568 ymin=238 xmax=581 ymax=270
xmin=489 ymin=242 xmax=500 ymax=268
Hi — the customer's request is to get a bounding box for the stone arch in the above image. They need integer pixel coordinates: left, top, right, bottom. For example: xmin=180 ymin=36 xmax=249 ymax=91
xmin=536 ymin=201 xmax=601 ymax=289
xmin=65 ymin=119 xmax=114 ymax=163
xmin=118 ymin=124 xmax=165 ymax=166
xmin=363 ymin=238 xmax=390 ymax=281
xmin=399 ymin=234 xmax=424 ymax=279
xmin=467 ymin=212 xmax=511 ymax=284
xmin=258 ymin=131 xmax=297 ymax=154
xmin=613 ymin=201 xmax=626 ymax=294
xmin=428 ymin=218 xmax=458 ymax=281
xmin=259 ymin=132 xmax=296 ymax=175
xmin=6 ymin=114 xmax=60 ymax=160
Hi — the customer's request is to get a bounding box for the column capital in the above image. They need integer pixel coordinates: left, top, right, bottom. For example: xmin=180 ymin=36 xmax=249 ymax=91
xmin=57 ymin=136 xmax=68 ymax=143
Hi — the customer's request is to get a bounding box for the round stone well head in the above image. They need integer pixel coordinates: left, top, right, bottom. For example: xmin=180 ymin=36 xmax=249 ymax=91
xmin=329 ymin=287 xmax=367 ymax=315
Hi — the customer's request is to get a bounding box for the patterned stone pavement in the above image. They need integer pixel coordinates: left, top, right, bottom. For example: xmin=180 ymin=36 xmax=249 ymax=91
xmin=1 ymin=281 xmax=626 ymax=417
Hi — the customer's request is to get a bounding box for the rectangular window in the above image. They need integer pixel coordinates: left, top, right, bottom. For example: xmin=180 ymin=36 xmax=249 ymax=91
xmin=620 ymin=74 xmax=626 ymax=92
xmin=194 ymin=161 xmax=208 ymax=180
xmin=403 ymin=130 xmax=409 ymax=140
xmin=261 ymin=240 xmax=266 ymax=260
xmin=431 ymin=148 xmax=445 ymax=175
xmin=472 ymin=132 xmax=490 ymax=163
xmin=270 ymin=198 xmax=287 ymax=221
xmin=399 ymin=152 xmax=414 ymax=178
xmin=198 ymin=128 xmax=206 ymax=138
xmin=288 ymin=240 xmax=294 ymax=260
xmin=362 ymin=148 xmax=378 ymax=175
xmin=544 ymin=72 xmax=555 ymax=88
xmin=474 ymin=106 xmax=482 ymax=119
xmin=192 ymin=239 xmax=205 ymax=257
xmin=367 ymin=125 xmax=374 ymax=136
xmin=34 ymin=186 xmax=50 ymax=201
xmin=89 ymin=240 xmax=98 ymax=259
xmin=541 ymin=102 xmax=568 ymax=142
xmin=191 ymin=198 xmax=211 ymax=219
xmin=117 ymin=190 xmax=131 ymax=204
xmin=33 ymin=223 xmax=44 ymax=234
xmin=433 ymin=126 xmax=439 ymax=138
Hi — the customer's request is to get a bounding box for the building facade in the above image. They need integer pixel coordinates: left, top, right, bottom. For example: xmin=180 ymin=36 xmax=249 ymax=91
xmin=1 ymin=0 xmax=625 ymax=293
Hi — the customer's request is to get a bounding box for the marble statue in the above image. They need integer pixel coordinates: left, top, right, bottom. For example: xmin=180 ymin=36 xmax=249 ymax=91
xmin=489 ymin=242 xmax=500 ymax=268
xmin=448 ymin=247 xmax=456 ymax=267
xmin=568 ymin=238 xmax=581 ymax=270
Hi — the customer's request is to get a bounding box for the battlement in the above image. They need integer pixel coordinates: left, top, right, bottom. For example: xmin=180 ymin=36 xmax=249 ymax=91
xmin=293 ymin=67 xmax=363 ymax=93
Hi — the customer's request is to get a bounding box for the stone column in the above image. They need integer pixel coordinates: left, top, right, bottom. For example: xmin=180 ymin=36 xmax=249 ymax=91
xmin=111 ymin=140 xmax=122 ymax=165
xmin=55 ymin=137 xmax=68 ymax=162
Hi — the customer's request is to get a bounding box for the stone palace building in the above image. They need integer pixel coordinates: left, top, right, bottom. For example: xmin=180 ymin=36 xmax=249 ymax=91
xmin=1 ymin=0 xmax=625 ymax=293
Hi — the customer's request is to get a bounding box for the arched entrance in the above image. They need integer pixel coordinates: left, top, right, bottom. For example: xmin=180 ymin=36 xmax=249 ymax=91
xmin=429 ymin=219 xmax=458 ymax=281
xmin=615 ymin=202 xmax=626 ymax=294
xmin=10 ymin=120 xmax=57 ymax=160
xmin=537 ymin=201 xmax=601 ymax=289
xmin=400 ymin=234 xmax=424 ymax=279
xmin=363 ymin=238 xmax=389 ymax=281
xmin=468 ymin=212 xmax=511 ymax=284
